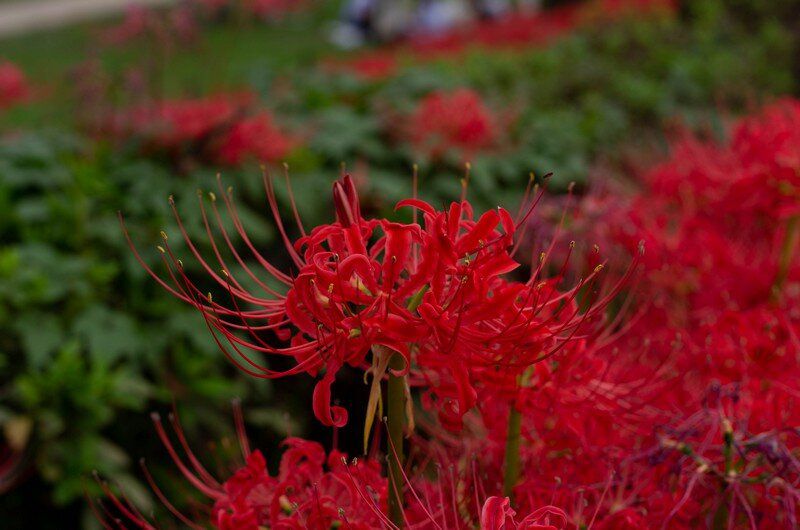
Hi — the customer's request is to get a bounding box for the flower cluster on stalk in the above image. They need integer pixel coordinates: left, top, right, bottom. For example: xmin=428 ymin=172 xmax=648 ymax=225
xmin=125 ymin=171 xmax=625 ymax=432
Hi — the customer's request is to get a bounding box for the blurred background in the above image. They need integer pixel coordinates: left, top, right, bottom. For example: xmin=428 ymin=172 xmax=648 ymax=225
xmin=0 ymin=0 xmax=797 ymax=527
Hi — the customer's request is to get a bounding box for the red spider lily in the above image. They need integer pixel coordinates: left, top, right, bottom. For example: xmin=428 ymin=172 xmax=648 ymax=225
xmin=480 ymin=497 xmax=568 ymax=530
xmin=216 ymin=112 xmax=296 ymax=166
xmin=555 ymin=99 xmax=800 ymax=529
xmin=94 ymin=405 xmax=592 ymax=530
xmin=98 ymin=4 xmax=197 ymax=46
xmin=123 ymin=174 xmax=432 ymax=427
xmin=321 ymin=51 xmax=399 ymax=82
xmin=125 ymin=169 xmax=636 ymax=430
xmin=107 ymin=93 xmax=295 ymax=167
xmin=402 ymin=193 xmax=641 ymax=430
xmin=637 ymin=384 xmax=800 ymax=529
xmin=98 ymin=6 xmax=152 ymax=45
xmin=92 ymin=406 xmax=387 ymax=530
xmin=0 ymin=61 xmax=29 ymax=110
xmin=121 ymin=160 xmax=640 ymax=530
xmin=111 ymin=93 xmax=250 ymax=150
xmin=407 ymin=89 xmax=498 ymax=161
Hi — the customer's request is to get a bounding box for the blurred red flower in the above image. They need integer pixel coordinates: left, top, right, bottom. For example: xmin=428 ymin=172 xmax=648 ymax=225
xmin=0 ymin=61 xmax=29 ymax=110
xmin=408 ymin=89 xmax=498 ymax=160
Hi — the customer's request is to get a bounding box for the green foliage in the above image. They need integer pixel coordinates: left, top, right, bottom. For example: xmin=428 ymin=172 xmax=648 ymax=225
xmin=281 ymin=4 xmax=793 ymax=204
xmin=0 ymin=131 xmax=289 ymax=526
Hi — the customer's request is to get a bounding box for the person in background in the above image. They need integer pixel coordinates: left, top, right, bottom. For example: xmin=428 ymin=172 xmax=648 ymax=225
xmin=330 ymin=0 xmax=537 ymax=49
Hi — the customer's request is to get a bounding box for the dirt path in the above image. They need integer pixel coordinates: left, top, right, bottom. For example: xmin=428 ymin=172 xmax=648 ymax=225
xmin=0 ymin=0 xmax=178 ymax=38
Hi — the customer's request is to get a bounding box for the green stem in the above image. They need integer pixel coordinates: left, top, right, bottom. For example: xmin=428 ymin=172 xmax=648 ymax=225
xmin=387 ymin=354 xmax=406 ymax=529
xmin=775 ymin=215 xmax=800 ymax=296
xmin=502 ymin=405 xmax=522 ymax=499
xmin=711 ymin=503 xmax=729 ymax=530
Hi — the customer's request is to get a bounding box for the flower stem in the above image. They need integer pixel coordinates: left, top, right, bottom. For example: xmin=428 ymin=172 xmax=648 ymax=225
xmin=775 ymin=215 xmax=800 ymax=296
xmin=503 ymin=404 xmax=522 ymax=499
xmin=387 ymin=353 xmax=406 ymax=529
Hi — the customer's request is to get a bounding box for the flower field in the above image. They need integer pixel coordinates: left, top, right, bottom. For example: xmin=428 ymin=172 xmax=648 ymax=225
xmin=0 ymin=0 xmax=799 ymax=528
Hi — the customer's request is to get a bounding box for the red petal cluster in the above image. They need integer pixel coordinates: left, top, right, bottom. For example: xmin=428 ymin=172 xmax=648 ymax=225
xmin=0 ymin=61 xmax=29 ymax=111
xmin=407 ymin=89 xmax=498 ymax=160
xmin=468 ymin=99 xmax=800 ymax=528
xmin=94 ymin=411 xmax=386 ymax=530
xmin=128 ymin=172 xmax=623 ymax=429
xmin=108 ymin=93 xmax=295 ymax=166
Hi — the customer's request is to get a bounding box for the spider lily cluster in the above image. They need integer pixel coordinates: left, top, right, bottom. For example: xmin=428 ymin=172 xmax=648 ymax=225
xmin=95 ymin=99 xmax=800 ymax=529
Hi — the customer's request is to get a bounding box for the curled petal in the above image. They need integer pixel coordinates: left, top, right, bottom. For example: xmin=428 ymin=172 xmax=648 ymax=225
xmin=313 ymin=367 xmax=348 ymax=427
xmin=480 ymin=496 xmax=516 ymax=530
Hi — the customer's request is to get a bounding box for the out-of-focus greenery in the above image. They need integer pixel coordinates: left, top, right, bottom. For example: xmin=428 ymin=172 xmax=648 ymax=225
xmin=284 ymin=2 xmax=793 ymax=204
xmin=0 ymin=132 xmax=302 ymax=528
xmin=0 ymin=0 xmax=796 ymax=527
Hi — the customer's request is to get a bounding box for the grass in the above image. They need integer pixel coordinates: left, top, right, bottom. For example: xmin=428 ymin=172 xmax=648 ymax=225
xmin=0 ymin=1 xmax=343 ymax=128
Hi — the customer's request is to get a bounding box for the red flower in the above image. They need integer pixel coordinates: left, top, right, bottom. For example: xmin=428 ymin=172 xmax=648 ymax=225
xmin=0 ymin=61 xmax=29 ymax=110
xmin=481 ymin=496 xmax=567 ymax=530
xmin=408 ymin=89 xmax=498 ymax=160
xmin=109 ymin=93 xmax=296 ymax=167
xmin=126 ymin=172 xmax=633 ymax=430
xmin=401 ymin=196 xmax=638 ymax=430
xmin=216 ymin=112 xmax=295 ymax=165
xmin=94 ymin=407 xmax=386 ymax=530
xmin=125 ymin=175 xmax=430 ymax=427
xmin=118 ymin=93 xmax=247 ymax=150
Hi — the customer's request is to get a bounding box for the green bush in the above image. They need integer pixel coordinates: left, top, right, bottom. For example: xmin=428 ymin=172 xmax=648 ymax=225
xmin=0 ymin=132 xmax=293 ymax=527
